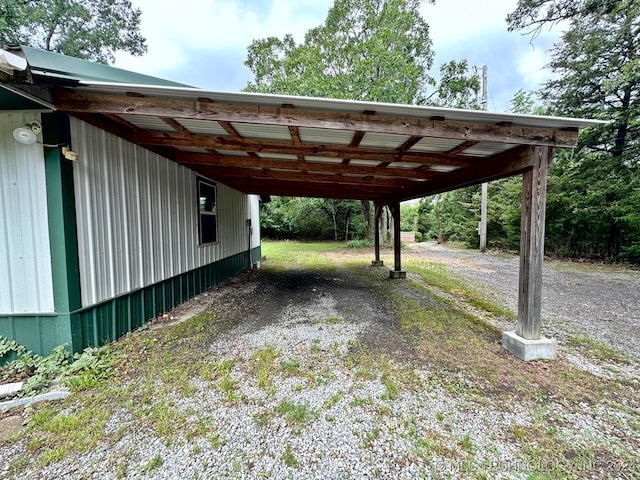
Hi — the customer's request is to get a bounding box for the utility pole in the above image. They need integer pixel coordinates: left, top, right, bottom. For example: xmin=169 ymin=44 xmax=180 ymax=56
xmin=479 ymin=65 xmax=488 ymax=253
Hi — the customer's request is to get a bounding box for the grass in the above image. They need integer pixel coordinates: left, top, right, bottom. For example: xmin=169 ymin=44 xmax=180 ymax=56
xmin=568 ymin=336 xmax=629 ymax=364
xmin=275 ymin=400 xmax=315 ymax=431
xmin=251 ymin=345 xmax=280 ymax=393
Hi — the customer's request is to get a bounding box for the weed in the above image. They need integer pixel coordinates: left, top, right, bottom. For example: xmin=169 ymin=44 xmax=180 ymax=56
xmin=208 ymin=432 xmax=226 ymax=448
xmin=252 ymin=345 xmax=280 ymax=392
xmin=282 ymin=444 xmax=299 ymax=468
xmin=281 ymin=359 xmax=302 ymax=376
xmin=140 ymin=454 xmax=164 ymax=474
xmin=347 ymin=239 xmax=371 ymax=249
xmin=569 ymin=336 xmax=629 ymax=363
xmin=458 ymin=433 xmax=476 ymax=453
xmin=362 ymin=427 xmax=382 ymax=447
xmin=40 ymin=445 xmax=66 ymax=466
xmin=275 ymin=400 xmax=315 ymax=430
xmin=324 ymin=391 xmax=344 ymax=409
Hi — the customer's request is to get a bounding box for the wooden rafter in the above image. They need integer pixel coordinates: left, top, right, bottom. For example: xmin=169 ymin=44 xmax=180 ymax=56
xmin=176 ymin=151 xmax=440 ymax=180
xmin=133 ymin=131 xmax=471 ymax=166
xmin=197 ymin=165 xmax=419 ymax=188
xmin=391 ymin=145 xmax=533 ymax=202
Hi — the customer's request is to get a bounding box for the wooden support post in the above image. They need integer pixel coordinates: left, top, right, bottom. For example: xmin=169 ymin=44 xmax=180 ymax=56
xmin=389 ymin=202 xmax=405 ymax=279
xmin=372 ymin=203 xmax=384 ymax=266
xmin=517 ymin=146 xmax=552 ymax=339
xmin=502 ymin=146 xmax=557 ymax=361
xmin=480 ymin=182 xmax=488 ymax=252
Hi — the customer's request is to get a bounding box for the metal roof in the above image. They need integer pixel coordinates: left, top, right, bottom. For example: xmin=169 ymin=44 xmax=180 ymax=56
xmin=1 ymin=44 xmax=605 ymax=203
xmin=48 ymin=79 xmax=604 ymax=203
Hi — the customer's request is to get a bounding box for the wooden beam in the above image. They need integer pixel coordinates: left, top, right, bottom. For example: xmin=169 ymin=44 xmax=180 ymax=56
xmin=517 ymin=146 xmax=553 ymax=340
xmin=213 ymin=178 xmax=388 ymax=201
xmin=446 ymin=140 xmax=479 ymax=155
xmin=176 ymin=151 xmax=438 ymax=180
xmin=69 ymin=113 xmax=177 ymax=161
xmin=392 ymin=145 xmax=534 ymax=202
xmin=54 ymin=89 xmax=581 ymax=147
xmin=133 ymin=130 xmax=472 ymax=166
xmin=197 ymin=165 xmax=418 ymax=188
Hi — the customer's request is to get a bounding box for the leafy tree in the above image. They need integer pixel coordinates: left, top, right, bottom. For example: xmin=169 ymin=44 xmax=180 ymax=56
xmin=0 ymin=0 xmax=146 ymax=63
xmin=507 ymin=0 xmax=640 ymax=262
xmin=427 ymin=59 xmax=481 ymax=109
xmin=245 ymin=0 xmax=435 ymax=103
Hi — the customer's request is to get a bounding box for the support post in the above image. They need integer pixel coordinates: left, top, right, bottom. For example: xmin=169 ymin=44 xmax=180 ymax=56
xmin=502 ymin=146 xmax=557 ymax=361
xmin=371 ymin=202 xmax=384 ymax=266
xmin=480 ymin=182 xmax=487 ymax=252
xmin=389 ymin=202 xmax=405 ymax=279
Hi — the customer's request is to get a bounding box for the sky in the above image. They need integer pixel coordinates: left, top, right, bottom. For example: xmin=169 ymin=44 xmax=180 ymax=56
xmin=114 ymin=0 xmax=563 ymax=112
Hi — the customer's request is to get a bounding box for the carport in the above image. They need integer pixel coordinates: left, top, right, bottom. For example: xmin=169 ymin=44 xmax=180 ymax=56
xmin=31 ymin=81 xmax=600 ymax=360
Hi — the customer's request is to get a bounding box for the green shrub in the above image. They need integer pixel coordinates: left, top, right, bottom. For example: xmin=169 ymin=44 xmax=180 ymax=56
xmin=414 ymin=231 xmax=423 ymax=242
xmin=347 ymin=239 xmax=371 ymax=249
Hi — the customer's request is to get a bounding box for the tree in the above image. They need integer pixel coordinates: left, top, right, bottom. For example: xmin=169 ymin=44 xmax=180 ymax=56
xmin=427 ymin=59 xmax=481 ymax=109
xmin=245 ymin=0 xmax=435 ymax=103
xmin=508 ymin=0 xmax=640 ymax=262
xmin=0 ymin=0 xmax=146 ymax=63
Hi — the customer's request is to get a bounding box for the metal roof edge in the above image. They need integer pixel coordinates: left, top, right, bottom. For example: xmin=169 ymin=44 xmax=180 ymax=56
xmin=74 ymin=80 xmax=607 ymax=130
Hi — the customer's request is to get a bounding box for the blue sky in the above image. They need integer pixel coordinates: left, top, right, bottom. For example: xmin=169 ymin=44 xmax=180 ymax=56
xmin=115 ymin=0 xmax=563 ymax=112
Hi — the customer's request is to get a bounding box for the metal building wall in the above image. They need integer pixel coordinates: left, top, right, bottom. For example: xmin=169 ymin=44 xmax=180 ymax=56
xmin=70 ymin=117 xmax=252 ymax=307
xmin=0 ymin=112 xmax=54 ymax=314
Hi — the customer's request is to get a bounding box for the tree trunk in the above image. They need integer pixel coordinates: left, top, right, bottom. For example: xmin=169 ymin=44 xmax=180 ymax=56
xmin=344 ymin=215 xmax=350 ymax=241
xmin=361 ymin=200 xmax=373 ymax=240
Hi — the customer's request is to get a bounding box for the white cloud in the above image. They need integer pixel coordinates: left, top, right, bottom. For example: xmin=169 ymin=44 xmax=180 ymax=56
xmin=114 ymin=0 xmax=332 ymax=77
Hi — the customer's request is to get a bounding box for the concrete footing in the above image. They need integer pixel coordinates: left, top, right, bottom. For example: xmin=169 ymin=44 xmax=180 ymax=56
xmin=502 ymin=330 xmax=557 ymax=361
xmin=371 ymin=260 xmax=384 ymax=266
xmin=389 ymin=270 xmax=406 ymax=279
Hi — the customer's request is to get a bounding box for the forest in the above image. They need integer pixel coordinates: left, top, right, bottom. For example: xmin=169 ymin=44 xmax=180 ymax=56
xmin=252 ymin=0 xmax=640 ymax=263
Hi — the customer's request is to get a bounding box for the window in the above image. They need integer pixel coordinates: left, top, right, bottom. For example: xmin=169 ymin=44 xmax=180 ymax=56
xmin=197 ymin=178 xmax=217 ymax=244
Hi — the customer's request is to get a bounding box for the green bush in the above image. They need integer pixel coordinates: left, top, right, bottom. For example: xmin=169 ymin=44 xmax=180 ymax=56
xmin=414 ymin=231 xmax=423 ymax=242
xmin=347 ymin=239 xmax=372 ymax=249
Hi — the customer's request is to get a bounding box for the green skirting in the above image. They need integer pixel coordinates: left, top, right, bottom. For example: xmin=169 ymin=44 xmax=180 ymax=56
xmin=0 ymin=247 xmax=260 ymax=359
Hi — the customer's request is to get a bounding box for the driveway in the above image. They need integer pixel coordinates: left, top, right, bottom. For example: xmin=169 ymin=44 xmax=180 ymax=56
xmin=407 ymin=242 xmax=640 ymax=359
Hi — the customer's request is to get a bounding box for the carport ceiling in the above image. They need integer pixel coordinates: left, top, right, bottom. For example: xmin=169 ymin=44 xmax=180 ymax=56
xmin=52 ymin=83 xmax=601 ymax=203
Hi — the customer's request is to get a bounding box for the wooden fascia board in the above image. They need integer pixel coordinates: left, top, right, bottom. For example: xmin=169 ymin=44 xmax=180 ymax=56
xmin=134 ymin=130 xmax=471 ymax=166
xmin=176 ymin=151 xmax=439 ymax=180
xmin=54 ymin=89 xmax=580 ymax=147
xmin=392 ymin=145 xmax=534 ymax=202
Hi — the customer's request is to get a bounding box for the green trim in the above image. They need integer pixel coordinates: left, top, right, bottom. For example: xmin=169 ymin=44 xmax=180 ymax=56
xmin=21 ymin=46 xmax=190 ymax=87
xmin=251 ymin=245 xmax=262 ymax=264
xmin=0 ymin=87 xmax=45 ymax=110
xmin=1 ymin=251 xmax=253 ymax=358
xmin=42 ymin=112 xmax=82 ymax=313
xmin=0 ymin=314 xmax=72 ymax=359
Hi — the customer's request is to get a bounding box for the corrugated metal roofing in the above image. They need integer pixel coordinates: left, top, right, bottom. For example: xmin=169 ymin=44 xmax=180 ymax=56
xmin=5 ymin=47 xmax=604 ymax=202
xmin=73 ymin=81 xmax=604 ymax=130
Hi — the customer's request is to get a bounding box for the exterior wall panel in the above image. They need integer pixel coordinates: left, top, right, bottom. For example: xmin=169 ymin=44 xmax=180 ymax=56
xmin=70 ymin=118 xmax=257 ymax=307
xmin=0 ymin=112 xmax=54 ymax=314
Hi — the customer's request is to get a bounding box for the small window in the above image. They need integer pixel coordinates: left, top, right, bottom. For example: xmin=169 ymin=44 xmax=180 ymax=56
xmin=197 ymin=178 xmax=217 ymax=244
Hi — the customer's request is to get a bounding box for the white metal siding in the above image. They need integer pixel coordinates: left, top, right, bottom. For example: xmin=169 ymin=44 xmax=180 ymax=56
xmin=70 ymin=117 xmax=254 ymax=306
xmin=0 ymin=112 xmax=54 ymax=314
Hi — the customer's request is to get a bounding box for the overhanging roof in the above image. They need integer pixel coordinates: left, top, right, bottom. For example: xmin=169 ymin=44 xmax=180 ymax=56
xmin=0 ymin=40 xmax=602 ymax=204
xmin=49 ymin=80 xmax=604 ymax=203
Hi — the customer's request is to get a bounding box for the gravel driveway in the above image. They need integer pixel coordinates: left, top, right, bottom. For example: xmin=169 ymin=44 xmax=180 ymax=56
xmin=407 ymin=242 xmax=640 ymax=360
xmin=1 ymin=246 xmax=638 ymax=479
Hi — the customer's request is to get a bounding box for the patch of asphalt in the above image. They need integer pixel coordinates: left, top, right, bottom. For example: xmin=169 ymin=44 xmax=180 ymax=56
xmin=407 ymin=242 xmax=640 ymax=371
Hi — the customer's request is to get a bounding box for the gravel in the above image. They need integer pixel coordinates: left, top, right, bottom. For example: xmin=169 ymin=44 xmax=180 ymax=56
xmin=1 ymin=251 xmax=638 ymax=479
xmin=407 ymin=242 xmax=640 ymax=371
